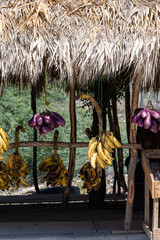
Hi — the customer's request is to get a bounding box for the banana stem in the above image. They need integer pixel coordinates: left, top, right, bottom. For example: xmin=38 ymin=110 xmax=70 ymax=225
xmin=76 ymin=94 xmax=103 ymax=138
xmin=53 ymin=130 xmax=59 ymax=156
xmin=15 ymin=126 xmax=25 ymax=154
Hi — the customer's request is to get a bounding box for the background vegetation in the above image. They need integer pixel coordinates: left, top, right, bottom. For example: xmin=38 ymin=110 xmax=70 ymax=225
xmin=0 ymin=83 xmax=129 ymax=187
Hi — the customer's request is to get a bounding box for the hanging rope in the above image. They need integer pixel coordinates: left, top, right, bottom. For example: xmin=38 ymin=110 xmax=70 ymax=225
xmin=44 ymin=55 xmax=50 ymax=107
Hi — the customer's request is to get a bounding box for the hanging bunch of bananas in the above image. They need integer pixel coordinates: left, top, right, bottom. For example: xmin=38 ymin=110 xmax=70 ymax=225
xmin=88 ymin=130 xmax=121 ymax=169
xmin=79 ymin=162 xmax=102 ymax=192
xmin=0 ymin=161 xmax=12 ymax=191
xmin=0 ymin=126 xmax=10 ymax=160
xmin=39 ymin=130 xmax=69 ymax=187
xmin=76 ymin=94 xmax=121 ymax=170
xmin=6 ymin=126 xmax=29 ymax=190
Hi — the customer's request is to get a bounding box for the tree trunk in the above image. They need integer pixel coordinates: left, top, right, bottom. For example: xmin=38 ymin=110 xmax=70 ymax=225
xmin=112 ymin=98 xmax=128 ymax=193
xmin=124 ymin=73 xmax=140 ymax=230
xmin=31 ymin=85 xmax=39 ymax=194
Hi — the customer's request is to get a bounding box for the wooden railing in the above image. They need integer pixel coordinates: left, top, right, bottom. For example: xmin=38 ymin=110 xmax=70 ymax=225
xmin=9 ymin=141 xmax=142 ymax=149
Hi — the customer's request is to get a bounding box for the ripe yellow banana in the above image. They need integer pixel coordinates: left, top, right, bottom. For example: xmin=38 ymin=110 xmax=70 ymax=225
xmin=105 ymin=134 xmax=116 ymax=149
xmin=0 ymin=155 xmax=4 ymax=161
xmin=97 ymin=141 xmax=108 ymax=161
xmin=106 ymin=131 xmax=121 ymax=148
xmin=88 ymin=137 xmax=98 ymax=161
xmin=101 ymin=134 xmax=113 ymax=152
xmin=96 ymin=155 xmax=107 ymax=169
xmin=0 ymin=127 xmax=9 ymax=148
xmin=90 ymin=152 xmax=97 ymax=169
xmin=0 ymin=147 xmax=4 ymax=155
xmin=103 ymin=148 xmax=114 ymax=165
xmin=0 ymin=135 xmax=8 ymax=151
xmin=103 ymin=147 xmax=113 ymax=161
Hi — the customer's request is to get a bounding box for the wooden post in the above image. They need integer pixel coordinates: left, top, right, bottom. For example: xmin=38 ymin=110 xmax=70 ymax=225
xmin=63 ymin=66 xmax=76 ymax=205
xmin=125 ymin=84 xmax=131 ymax=144
xmin=108 ymin=103 xmax=120 ymax=194
xmin=112 ymin=97 xmax=127 ymax=193
xmin=124 ymin=73 xmax=140 ymax=230
xmin=152 ymin=199 xmax=159 ymax=229
xmin=31 ymin=85 xmax=39 ymax=193
xmin=144 ymin=176 xmax=150 ymax=226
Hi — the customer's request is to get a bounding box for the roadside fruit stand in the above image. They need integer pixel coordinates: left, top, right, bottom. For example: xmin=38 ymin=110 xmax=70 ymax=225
xmin=1 ymin=0 xmax=160 ymax=236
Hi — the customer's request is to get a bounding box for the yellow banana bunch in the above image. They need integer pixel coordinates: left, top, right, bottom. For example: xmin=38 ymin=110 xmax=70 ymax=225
xmin=77 ymin=95 xmax=121 ymax=170
xmin=0 ymin=126 xmax=10 ymax=160
xmin=39 ymin=130 xmax=69 ymax=187
xmin=79 ymin=162 xmax=102 ymax=193
xmin=0 ymin=161 xmax=12 ymax=191
xmin=6 ymin=126 xmax=29 ymax=190
xmin=39 ymin=155 xmax=68 ymax=187
xmin=88 ymin=131 xmax=121 ymax=169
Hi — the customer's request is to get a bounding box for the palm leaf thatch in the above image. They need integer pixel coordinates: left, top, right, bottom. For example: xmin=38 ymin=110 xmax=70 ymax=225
xmin=0 ymin=0 xmax=160 ymax=93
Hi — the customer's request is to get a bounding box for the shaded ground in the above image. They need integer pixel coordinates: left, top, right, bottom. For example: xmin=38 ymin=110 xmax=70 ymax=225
xmin=0 ymin=200 xmax=149 ymax=240
xmin=0 ymin=201 xmax=142 ymax=224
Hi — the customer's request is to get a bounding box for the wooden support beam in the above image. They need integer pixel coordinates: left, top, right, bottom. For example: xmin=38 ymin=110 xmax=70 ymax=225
xmin=152 ymin=198 xmax=159 ymax=229
xmin=108 ymin=104 xmax=120 ymax=193
xmin=63 ymin=67 xmax=76 ymax=205
xmin=144 ymin=176 xmax=150 ymax=226
xmin=125 ymin=84 xmax=131 ymax=144
xmin=124 ymin=73 xmax=140 ymax=231
xmin=112 ymin=98 xmax=127 ymax=193
xmin=31 ymin=85 xmax=39 ymax=194
xmin=8 ymin=142 xmax=142 ymax=150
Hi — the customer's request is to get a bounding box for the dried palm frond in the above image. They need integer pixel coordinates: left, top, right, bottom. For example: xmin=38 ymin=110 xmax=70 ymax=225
xmin=0 ymin=0 xmax=160 ymax=93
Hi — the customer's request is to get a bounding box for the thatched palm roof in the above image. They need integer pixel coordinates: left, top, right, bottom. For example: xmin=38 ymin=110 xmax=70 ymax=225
xmin=1 ymin=0 xmax=160 ymax=93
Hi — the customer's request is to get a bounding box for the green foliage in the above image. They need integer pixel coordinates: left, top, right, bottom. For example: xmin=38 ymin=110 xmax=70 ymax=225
xmin=0 ymin=84 xmax=92 ymax=183
xmin=0 ymin=82 xmax=129 ymax=186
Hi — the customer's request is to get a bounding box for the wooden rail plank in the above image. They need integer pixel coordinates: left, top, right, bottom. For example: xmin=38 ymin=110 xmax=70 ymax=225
xmin=8 ymin=142 xmax=142 ymax=149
